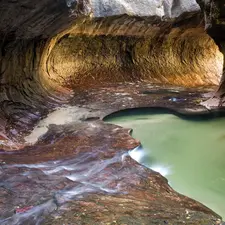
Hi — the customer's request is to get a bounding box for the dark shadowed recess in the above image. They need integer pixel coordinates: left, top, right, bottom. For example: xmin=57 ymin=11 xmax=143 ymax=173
xmin=104 ymin=107 xmax=225 ymax=122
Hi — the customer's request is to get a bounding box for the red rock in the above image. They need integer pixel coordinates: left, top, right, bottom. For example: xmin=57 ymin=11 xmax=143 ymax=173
xmin=15 ymin=206 xmax=33 ymax=214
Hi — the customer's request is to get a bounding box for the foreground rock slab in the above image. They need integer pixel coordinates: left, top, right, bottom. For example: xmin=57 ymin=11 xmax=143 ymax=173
xmin=0 ymin=84 xmax=223 ymax=224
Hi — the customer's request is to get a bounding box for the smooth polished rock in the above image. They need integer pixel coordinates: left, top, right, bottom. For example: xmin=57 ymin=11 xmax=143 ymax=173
xmin=0 ymin=84 xmax=223 ymax=224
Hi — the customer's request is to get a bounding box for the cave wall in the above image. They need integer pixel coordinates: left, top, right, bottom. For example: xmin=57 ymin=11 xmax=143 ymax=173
xmin=197 ymin=0 xmax=225 ymax=98
xmin=0 ymin=0 xmax=224 ymax=133
xmin=47 ymin=29 xmax=222 ymax=88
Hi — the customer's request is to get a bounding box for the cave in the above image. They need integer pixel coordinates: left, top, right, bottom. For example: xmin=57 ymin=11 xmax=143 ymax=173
xmin=1 ymin=0 xmax=225 ymax=224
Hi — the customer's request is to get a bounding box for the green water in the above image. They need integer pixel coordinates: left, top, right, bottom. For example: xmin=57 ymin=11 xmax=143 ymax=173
xmin=106 ymin=111 xmax=225 ymax=219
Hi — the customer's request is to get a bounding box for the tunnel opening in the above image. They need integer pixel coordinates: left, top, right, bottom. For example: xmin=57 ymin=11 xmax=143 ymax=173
xmin=0 ymin=16 xmax=224 ymax=147
xmin=45 ymin=27 xmax=223 ymax=90
xmin=1 ymin=1 xmax=225 ymax=224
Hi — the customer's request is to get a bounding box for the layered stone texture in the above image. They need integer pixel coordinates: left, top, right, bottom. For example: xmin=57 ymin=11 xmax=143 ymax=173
xmin=0 ymin=0 xmax=223 ymax=149
xmin=0 ymin=0 xmax=225 ymax=223
xmin=0 ymin=2 xmax=223 ymax=152
xmin=47 ymin=28 xmax=222 ymax=88
xmin=197 ymin=0 xmax=225 ymax=100
xmin=0 ymin=0 xmax=223 ymax=106
xmin=0 ymin=84 xmax=223 ymax=224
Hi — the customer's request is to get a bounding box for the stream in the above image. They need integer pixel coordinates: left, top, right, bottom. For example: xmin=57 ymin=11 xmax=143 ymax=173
xmin=105 ymin=110 xmax=225 ymax=219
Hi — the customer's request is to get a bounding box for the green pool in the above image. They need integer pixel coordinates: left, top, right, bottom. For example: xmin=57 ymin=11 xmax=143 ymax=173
xmin=106 ymin=110 xmax=225 ymax=219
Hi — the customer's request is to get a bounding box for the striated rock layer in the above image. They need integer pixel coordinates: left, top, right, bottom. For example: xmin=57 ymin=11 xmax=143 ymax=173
xmin=0 ymin=0 xmax=225 ymax=224
xmin=48 ymin=29 xmax=221 ymax=87
xmin=0 ymin=0 xmax=223 ymax=138
xmin=0 ymin=0 xmax=223 ymax=104
xmin=0 ymin=84 xmax=224 ymax=224
xmin=196 ymin=0 xmax=225 ymax=105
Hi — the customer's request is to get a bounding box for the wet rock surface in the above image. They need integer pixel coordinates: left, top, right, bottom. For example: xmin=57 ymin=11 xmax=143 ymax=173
xmin=0 ymin=84 xmax=224 ymax=224
xmin=0 ymin=0 xmax=225 ymax=224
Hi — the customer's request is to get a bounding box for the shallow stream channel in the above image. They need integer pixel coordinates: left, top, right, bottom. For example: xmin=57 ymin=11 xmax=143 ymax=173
xmin=105 ymin=108 xmax=225 ymax=219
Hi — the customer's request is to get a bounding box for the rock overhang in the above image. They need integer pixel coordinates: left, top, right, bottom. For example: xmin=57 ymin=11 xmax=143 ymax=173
xmin=0 ymin=1 xmax=225 ymax=223
xmin=0 ymin=0 xmax=202 ymax=39
xmin=88 ymin=0 xmax=200 ymax=18
xmin=0 ymin=0 xmax=224 ymax=137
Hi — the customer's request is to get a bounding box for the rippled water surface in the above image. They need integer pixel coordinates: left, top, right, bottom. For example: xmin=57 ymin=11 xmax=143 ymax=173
xmin=106 ymin=111 xmax=225 ymax=219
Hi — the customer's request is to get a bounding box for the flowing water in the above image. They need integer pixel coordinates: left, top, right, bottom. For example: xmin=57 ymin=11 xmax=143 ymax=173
xmin=105 ymin=110 xmax=225 ymax=219
xmin=0 ymin=150 xmax=128 ymax=224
